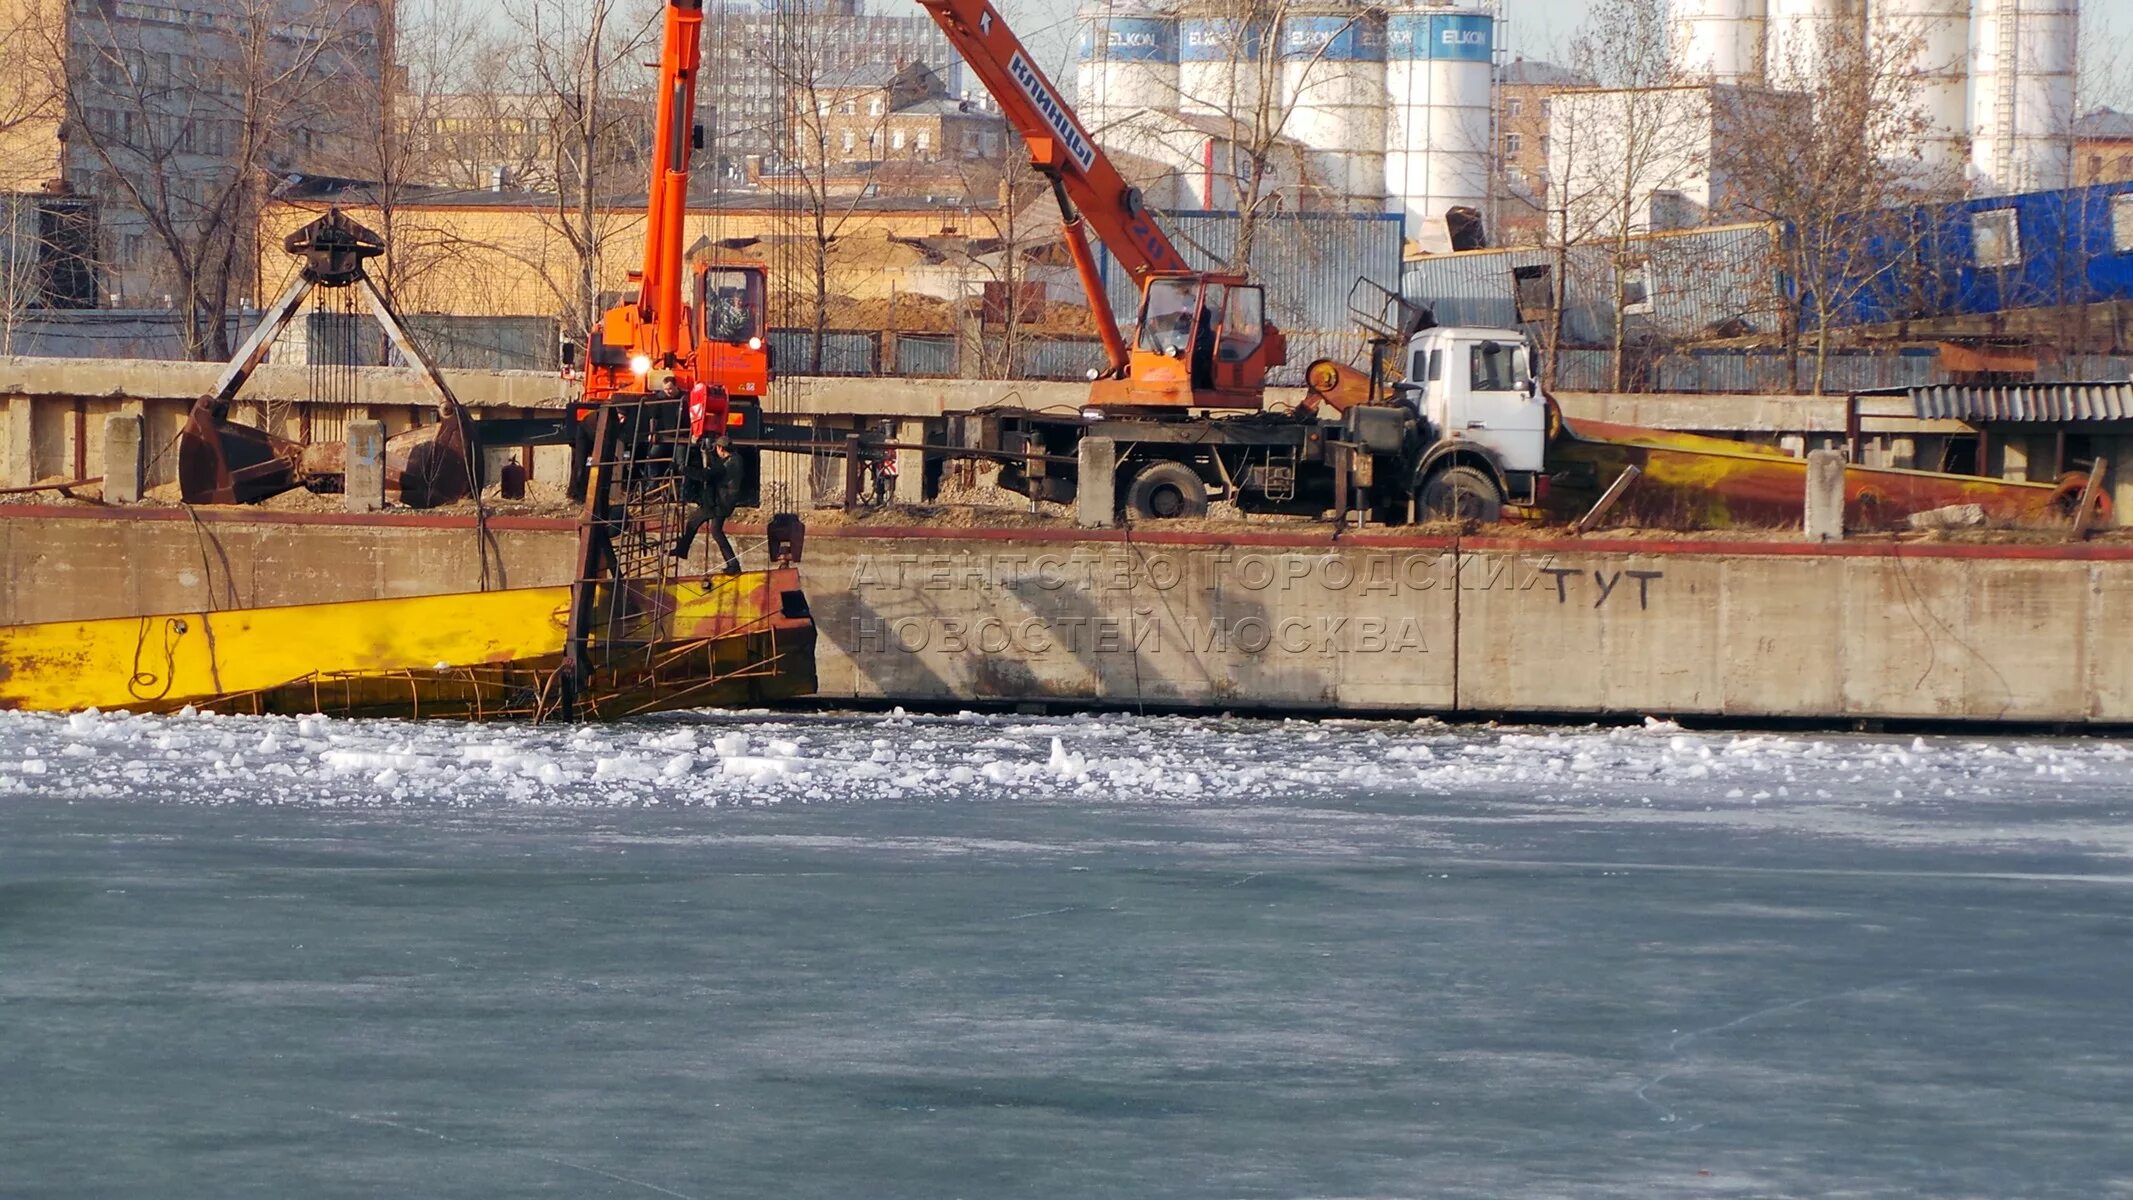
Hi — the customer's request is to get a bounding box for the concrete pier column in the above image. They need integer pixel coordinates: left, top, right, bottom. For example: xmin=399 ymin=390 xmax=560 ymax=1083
xmin=1804 ymin=449 xmax=1845 ymax=542
xmin=3 ymin=394 xmax=31 ymax=487
xmin=101 ymin=413 xmax=143 ymax=504
xmin=346 ymin=420 xmax=386 ymax=512
xmin=1998 ymin=436 xmax=2032 ymax=482
xmin=893 ymin=418 xmax=928 ymax=505
xmin=1076 ymin=437 xmax=1116 ymax=529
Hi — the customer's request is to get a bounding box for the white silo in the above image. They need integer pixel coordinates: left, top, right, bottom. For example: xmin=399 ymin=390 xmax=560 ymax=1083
xmin=1176 ymin=6 xmax=1265 ymax=119
xmin=1764 ymin=0 xmax=1863 ymax=93
xmin=1969 ymin=0 xmax=2078 ymax=194
xmin=1278 ymin=2 xmax=1388 ymax=209
xmin=1673 ymin=0 xmax=1767 ymax=85
xmin=1383 ymin=2 xmax=1494 ymax=249
xmin=1075 ymin=2 xmax=1179 ymax=137
xmin=1869 ymin=0 xmax=1968 ymax=178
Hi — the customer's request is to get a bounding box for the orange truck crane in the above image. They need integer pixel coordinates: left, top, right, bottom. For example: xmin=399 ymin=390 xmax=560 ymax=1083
xmin=572 ymin=0 xmax=770 ymax=456
xmin=916 ymin=0 xmax=1284 ymax=411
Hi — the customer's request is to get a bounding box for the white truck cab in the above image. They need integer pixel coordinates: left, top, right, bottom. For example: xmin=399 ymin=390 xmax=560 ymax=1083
xmin=1393 ymin=325 xmax=1549 ymax=473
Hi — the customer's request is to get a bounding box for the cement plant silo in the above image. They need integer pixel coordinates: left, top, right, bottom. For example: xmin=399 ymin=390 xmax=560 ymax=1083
xmin=1764 ymin=0 xmax=1864 ymax=92
xmin=1175 ymin=5 xmax=1266 ymax=119
xmin=1075 ymin=2 xmax=1179 ymax=136
xmin=1869 ymin=0 xmax=1969 ymax=178
xmin=1278 ymin=1 xmax=1388 ymax=209
xmin=1969 ymin=0 xmax=2078 ymax=194
xmin=1383 ymin=2 xmax=1494 ymax=250
xmin=1673 ymin=0 xmax=1767 ymax=84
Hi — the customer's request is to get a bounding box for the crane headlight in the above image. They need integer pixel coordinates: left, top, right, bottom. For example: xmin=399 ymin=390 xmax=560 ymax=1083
xmin=747 ymin=336 xmax=763 ymax=351
xmin=629 ymin=354 xmax=653 ymax=377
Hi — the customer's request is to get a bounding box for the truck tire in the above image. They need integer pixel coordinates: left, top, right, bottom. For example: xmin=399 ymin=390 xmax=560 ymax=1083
xmin=1420 ymin=464 xmax=1503 ymax=522
xmin=1124 ymin=460 xmax=1209 ymax=520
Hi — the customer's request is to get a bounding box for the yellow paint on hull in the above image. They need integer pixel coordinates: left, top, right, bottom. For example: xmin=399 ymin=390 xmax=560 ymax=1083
xmin=0 ymin=570 xmax=814 ymax=718
xmin=1552 ymin=418 xmax=2074 ymax=529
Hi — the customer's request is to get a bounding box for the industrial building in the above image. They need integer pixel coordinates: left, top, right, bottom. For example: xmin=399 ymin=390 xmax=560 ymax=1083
xmin=1663 ymin=0 xmax=2080 ymax=194
xmin=0 ymin=0 xmax=387 ymax=307
xmin=1073 ymin=0 xmax=1499 ymax=255
xmin=1401 ymin=178 xmax=2133 ymax=393
xmin=697 ymin=0 xmax=965 ymax=178
xmin=1069 ymin=0 xmax=2089 ymax=260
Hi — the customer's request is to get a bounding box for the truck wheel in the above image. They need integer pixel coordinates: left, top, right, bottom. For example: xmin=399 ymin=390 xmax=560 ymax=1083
xmin=1124 ymin=461 xmax=1209 ymax=520
xmin=1419 ymin=464 xmax=1503 ymax=522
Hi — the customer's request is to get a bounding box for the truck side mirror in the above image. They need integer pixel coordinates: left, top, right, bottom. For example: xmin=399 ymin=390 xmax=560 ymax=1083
xmin=560 ymin=338 xmax=577 ymax=367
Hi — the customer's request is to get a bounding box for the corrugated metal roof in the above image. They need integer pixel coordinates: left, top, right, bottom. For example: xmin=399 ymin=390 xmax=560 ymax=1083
xmin=1399 ymin=222 xmax=1784 ymax=347
xmin=1909 ymin=382 xmax=2133 ymax=422
xmin=2074 ymin=106 xmax=2133 ymax=140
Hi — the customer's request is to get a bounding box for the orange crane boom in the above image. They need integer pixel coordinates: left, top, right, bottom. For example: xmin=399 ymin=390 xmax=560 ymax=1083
xmin=916 ymin=0 xmax=1282 ymax=409
xmin=639 ymin=0 xmax=705 ymax=361
xmin=572 ymin=0 xmax=770 ymax=487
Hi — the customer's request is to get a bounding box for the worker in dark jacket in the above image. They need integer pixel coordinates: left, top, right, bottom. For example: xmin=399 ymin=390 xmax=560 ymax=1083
xmin=671 ymin=435 xmax=743 ymax=574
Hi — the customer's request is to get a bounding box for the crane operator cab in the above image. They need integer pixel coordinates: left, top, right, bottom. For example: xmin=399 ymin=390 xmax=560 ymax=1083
xmin=1092 ymin=273 xmax=1285 ymax=412
xmin=691 ymin=262 xmax=770 ymax=402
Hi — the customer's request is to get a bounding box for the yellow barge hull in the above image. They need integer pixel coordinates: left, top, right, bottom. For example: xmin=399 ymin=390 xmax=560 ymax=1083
xmin=0 ymin=568 xmax=815 ymax=720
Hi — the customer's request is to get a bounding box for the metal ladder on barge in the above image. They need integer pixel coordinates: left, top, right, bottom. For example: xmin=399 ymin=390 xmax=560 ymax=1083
xmin=558 ymin=394 xmax=692 ymax=720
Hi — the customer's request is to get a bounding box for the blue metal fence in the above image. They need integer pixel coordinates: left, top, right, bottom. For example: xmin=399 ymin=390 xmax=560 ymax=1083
xmin=1552 ymin=347 xmax=1950 ymax=394
xmin=894 ymin=334 xmax=958 ymax=377
xmin=770 ymin=329 xmax=878 ymax=376
xmin=1016 ymin=337 xmax=1106 ymax=381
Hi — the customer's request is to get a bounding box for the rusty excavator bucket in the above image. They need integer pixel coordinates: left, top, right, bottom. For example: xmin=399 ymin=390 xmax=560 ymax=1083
xmin=177 ymin=209 xmax=477 ymax=508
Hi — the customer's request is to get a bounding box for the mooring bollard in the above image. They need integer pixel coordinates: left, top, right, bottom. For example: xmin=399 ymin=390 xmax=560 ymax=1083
xmin=346 ymin=420 xmax=386 ymax=512
xmin=1804 ymin=448 xmax=1845 ymax=542
xmin=102 ymin=412 xmax=143 ymax=504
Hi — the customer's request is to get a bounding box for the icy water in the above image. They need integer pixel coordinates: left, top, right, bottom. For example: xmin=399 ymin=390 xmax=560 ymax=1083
xmin=4 ymin=710 xmax=2133 ymax=1199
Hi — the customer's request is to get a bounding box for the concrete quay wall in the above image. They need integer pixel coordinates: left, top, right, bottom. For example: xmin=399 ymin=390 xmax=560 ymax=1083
xmin=3 ymin=507 xmax=2125 ymax=725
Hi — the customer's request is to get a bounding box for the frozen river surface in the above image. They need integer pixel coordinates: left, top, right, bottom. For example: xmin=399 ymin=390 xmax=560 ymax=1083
xmin=3 ymin=708 xmax=2132 ymax=1198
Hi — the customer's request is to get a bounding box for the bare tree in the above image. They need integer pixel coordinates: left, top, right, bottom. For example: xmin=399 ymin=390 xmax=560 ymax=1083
xmin=509 ymin=0 xmax=654 ymax=340
xmin=0 ymin=0 xmax=90 ymax=356
xmin=1546 ymin=0 xmax=1709 ymax=389
xmin=1721 ymin=23 xmax=1939 ymax=393
xmin=320 ymin=0 xmax=504 ymax=330
xmin=1161 ymin=0 xmax=1359 ymax=271
xmin=944 ymin=153 xmax=1055 ymax=376
xmin=766 ymin=24 xmax=894 ymax=373
xmin=0 ymin=0 xmax=61 ymax=168
xmin=411 ymin=59 xmax=561 ymax=194
xmin=51 ymin=0 xmax=378 ymax=358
